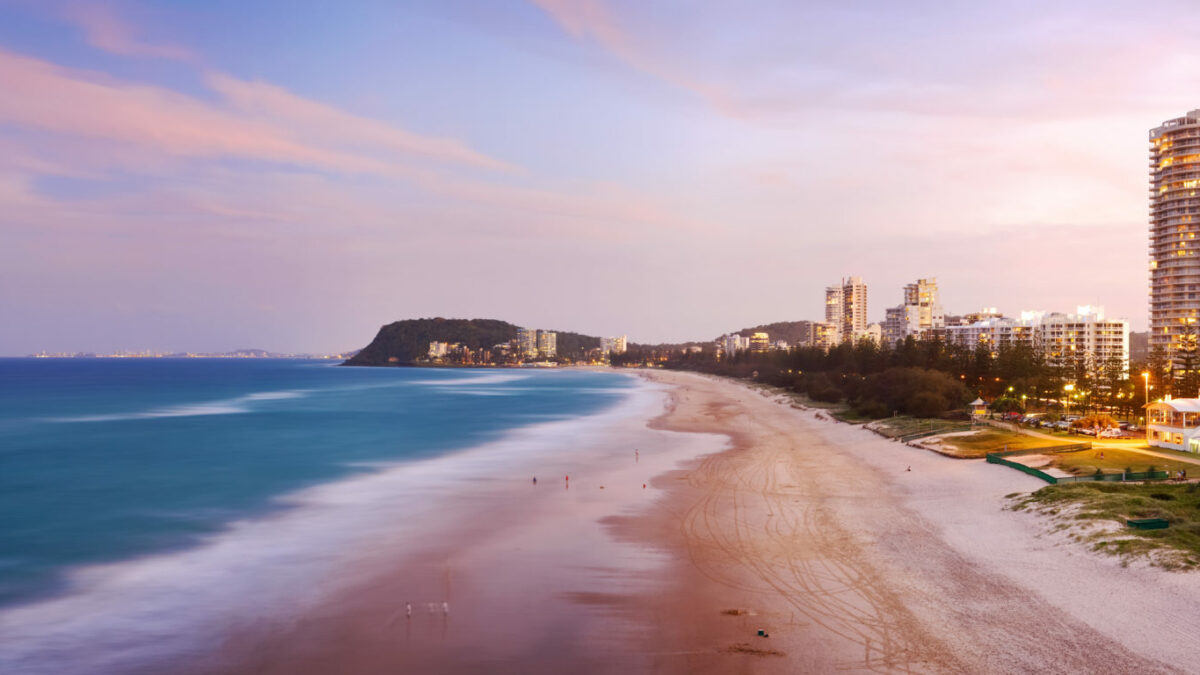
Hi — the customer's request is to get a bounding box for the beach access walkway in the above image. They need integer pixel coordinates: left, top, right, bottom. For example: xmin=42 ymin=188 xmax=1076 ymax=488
xmin=985 ymin=419 xmax=1200 ymax=468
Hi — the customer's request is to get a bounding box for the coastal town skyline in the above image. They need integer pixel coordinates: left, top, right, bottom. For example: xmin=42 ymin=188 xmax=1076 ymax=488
xmin=1 ymin=1 xmax=1191 ymax=355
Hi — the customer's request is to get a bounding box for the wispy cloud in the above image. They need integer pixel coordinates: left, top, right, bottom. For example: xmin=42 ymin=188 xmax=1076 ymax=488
xmin=531 ymin=0 xmax=734 ymax=112
xmin=0 ymin=48 xmax=507 ymax=178
xmin=205 ymin=73 xmax=518 ymax=173
xmin=62 ymin=3 xmax=193 ymax=61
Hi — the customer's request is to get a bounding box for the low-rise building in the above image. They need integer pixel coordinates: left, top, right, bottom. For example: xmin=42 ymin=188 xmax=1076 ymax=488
xmin=1147 ymin=399 xmax=1200 ymax=452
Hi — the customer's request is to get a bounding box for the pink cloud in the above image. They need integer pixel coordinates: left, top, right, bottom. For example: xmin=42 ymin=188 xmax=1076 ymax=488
xmin=0 ymin=48 xmax=507 ymax=179
xmin=62 ymin=3 xmax=193 ymax=61
xmin=205 ymin=73 xmax=518 ymax=173
xmin=531 ymin=0 xmax=734 ymax=112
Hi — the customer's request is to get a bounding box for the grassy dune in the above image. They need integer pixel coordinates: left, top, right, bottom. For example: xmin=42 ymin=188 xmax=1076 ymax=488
xmin=1012 ymin=483 xmax=1200 ymax=569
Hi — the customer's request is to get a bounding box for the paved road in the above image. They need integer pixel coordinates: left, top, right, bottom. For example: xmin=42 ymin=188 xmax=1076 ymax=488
xmin=994 ymin=421 xmax=1200 ymax=467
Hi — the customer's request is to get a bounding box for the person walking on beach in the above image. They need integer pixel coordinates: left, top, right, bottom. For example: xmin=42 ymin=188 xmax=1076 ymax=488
xmin=532 ymin=476 xmax=536 ymax=485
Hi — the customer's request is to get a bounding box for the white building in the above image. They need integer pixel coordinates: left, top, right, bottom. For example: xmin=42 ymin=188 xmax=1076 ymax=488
xmin=516 ymin=327 xmax=539 ymax=358
xmin=1033 ymin=307 xmax=1129 ymax=375
xmin=718 ymin=334 xmax=751 ymax=357
xmin=428 ymin=341 xmax=450 ymax=359
xmin=945 ymin=306 xmax=1129 ymax=377
xmin=825 ymin=276 xmax=868 ymax=343
xmin=536 ymin=330 xmax=557 ymax=359
xmin=600 ymin=335 xmax=628 ymax=354
xmin=1147 ymin=399 xmax=1200 ymax=452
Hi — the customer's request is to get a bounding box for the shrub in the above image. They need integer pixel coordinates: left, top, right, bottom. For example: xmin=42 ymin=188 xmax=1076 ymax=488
xmin=1071 ymin=413 xmax=1118 ymax=430
xmin=909 ymin=391 xmax=947 ymax=418
xmin=854 ymin=400 xmax=891 ymax=419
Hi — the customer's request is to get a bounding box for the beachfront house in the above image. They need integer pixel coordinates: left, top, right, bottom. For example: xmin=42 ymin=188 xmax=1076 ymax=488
xmin=1146 ymin=398 xmax=1200 ymax=452
xmin=970 ymin=398 xmax=988 ymax=418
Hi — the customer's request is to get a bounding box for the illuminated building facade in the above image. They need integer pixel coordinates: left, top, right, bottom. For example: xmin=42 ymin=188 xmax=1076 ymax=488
xmin=825 ymin=276 xmax=868 ymax=343
xmin=749 ymin=332 xmax=771 ymax=353
xmin=945 ymin=307 xmax=1128 ymax=376
xmin=1150 ymin=110 xmax=1200 ymax=368
xmin=883 ymin=277 xmax=945 ymax=345
xmin=536 ymin=330 xmax=557 ymax=359
xmin=600 ymin=336 xmax=628 ymax=354
xmin=517 ymin=327 xmax=539 ymax=358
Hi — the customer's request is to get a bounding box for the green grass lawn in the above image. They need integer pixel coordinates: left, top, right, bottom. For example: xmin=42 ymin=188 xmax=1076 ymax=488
xmin=871 ymin=416 xmax=968 ymax=438
xmin=934 ymin=429 xmax=1073 ymax=458
xmin=1045 ymin=448 xmax=1197 ymax=477
xmin=1011 ymin=483 xmax=1200 ymax=569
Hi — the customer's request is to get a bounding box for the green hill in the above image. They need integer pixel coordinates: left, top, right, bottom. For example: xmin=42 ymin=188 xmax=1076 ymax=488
xmin=344 ymin=318 xmax=601 ymax=366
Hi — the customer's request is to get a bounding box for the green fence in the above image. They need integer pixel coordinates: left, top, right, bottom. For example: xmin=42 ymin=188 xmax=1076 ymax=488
xmin=986 ymin=444 xmax=1169 ymax=484
xmin=985 ymin=453 xmax=1060 ymax=483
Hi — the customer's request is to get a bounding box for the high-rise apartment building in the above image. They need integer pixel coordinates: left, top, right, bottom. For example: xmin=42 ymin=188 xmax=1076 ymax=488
xmin=536 ymin=330 xmax=557 ymax=359
xmin=516 ymin=327 xmax=539 ymax=358
xmin=600 ymin=336 xmax=628 ymax=354
xmin=945 ymin=307 xmax=1129 ymax=376
xmin=882 ymin=277 xmax=945 ymax=345
xmin=825 ymin=276 xmax=868 ymax=343
xmin=1150 ymin=110 xmax=1200 ymax=367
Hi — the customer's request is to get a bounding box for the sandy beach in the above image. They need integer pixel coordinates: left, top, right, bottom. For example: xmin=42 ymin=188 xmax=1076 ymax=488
xmin=199 ymin=369 xmax=1200 ymax=674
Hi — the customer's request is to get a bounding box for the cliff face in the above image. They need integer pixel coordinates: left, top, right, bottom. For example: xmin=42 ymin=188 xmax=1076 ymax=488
xmin=344 ymin=318 xmax=519 ymax=366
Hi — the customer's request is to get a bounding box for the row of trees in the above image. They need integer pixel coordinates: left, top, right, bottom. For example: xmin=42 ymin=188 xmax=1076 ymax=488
xmin=618 ymin=335 xmax=1164 ymax=420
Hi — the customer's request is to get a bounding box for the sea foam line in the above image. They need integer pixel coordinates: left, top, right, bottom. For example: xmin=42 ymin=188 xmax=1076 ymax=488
xmin=49 ymin=390 xmax=309 ymax=423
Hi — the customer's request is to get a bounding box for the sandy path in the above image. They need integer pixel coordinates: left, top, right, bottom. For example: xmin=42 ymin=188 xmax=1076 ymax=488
xmin=635 ymin=371 xmax=1191 ymax=673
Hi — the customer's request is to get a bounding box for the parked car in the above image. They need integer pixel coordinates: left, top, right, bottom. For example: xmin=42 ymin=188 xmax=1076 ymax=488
xmin=1099 ymin=428 xmax=1123 ymax=439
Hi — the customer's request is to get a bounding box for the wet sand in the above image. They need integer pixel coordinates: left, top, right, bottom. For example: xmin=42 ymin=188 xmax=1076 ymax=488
xmin=199 ymin=370 xmax=1200 ymax=674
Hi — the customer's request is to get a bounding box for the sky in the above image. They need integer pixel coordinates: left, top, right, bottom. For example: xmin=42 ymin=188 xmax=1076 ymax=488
xmin=1 ymin=0 xmax=1196 ymax=354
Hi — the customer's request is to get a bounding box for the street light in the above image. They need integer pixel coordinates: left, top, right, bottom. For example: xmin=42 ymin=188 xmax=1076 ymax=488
xmin=1142 ymin=371 xmax=1152 ymax=442
xmin=1063 ymin=383 xmax=1075 ymax=416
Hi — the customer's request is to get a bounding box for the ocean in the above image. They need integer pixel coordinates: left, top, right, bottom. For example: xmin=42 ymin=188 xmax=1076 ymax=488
xmin=0 ymin=359 xmax=644 ymax=674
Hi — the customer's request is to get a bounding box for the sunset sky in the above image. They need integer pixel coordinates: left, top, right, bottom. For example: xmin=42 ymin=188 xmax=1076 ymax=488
xmin=2 ymin=0 xmax=1196 ymax=354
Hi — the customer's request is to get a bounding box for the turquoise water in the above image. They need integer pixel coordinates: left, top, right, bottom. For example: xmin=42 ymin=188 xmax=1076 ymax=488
xmin=0 ymin=359 xmax=634 ymax=656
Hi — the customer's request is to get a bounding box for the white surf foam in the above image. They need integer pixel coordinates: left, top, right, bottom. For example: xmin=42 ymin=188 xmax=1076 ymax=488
xmin=407 ymin=372 xmax=530 ymax=386
xmin=0 ymin=374 xmax=664 ymax=675
xmin=50 ymin=390 xmax=310 ymax=423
